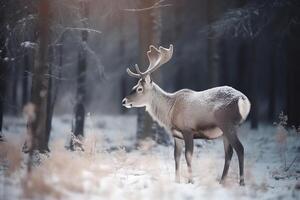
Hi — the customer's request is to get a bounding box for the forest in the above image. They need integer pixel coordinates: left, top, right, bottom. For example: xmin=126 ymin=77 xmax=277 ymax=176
xmin=0 ymin=0 xmax=299 ymax=199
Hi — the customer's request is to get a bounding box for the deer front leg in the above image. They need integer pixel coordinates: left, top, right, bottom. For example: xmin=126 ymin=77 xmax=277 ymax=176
xmin=183 ymin=132 xmax=194 ymax=184
xmin=174 ymin=137 xmax=183 ymax=183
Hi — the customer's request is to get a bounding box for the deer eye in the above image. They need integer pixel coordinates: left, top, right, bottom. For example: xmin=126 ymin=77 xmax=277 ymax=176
xmin=137 ymin=87 xmax=143 ymax=93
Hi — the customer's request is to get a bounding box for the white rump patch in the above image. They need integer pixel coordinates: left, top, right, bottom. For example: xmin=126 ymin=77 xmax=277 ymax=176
xmin=238 ymin=97 xmax=251 ymax=121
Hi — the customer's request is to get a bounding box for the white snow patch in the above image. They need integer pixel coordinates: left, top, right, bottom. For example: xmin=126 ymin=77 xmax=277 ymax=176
xmin=21 ymin=41 xmax=37 ymax=49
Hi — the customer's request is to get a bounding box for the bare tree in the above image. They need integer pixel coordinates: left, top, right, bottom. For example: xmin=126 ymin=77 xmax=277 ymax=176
xmin=286 ymin=26 xmax=300 ymax=127
xmin=22 ymin=48 xmax=30 ymax=107
xmin=249 ymin=41 xmax=258 ymax=129
xmin=118 ymin=10 xmax=128 ymax=114
xmin=268 ymin=43 xmax=277 ymax=122
xmin=0 ymin=4 xmax=7 ymax=141
xmin=71 ymin=0 xmax=89 ymax=150
xmin=27 ymin=0 xmax=51 ymax=154
xmin=206 ymin=0 xmax=220 ymax=87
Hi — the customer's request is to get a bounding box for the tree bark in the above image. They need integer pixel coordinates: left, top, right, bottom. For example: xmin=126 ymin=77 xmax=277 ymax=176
xmin=28 ymin=0 xmax=51 ymax=153
xmin=47 ymin=36 xmax=64 ymax=144
xmin=71 ymin=1 xmax=89 ymax=150
xmin=286 ymin=23 xmax=300 ymax=127
xmin=219 ymin=37 xmax=228 ymax=86
xmin=119 ymin=11 xmax=127 ymax=114
xmin=249 ymin=40 xmax=258 ymax=129
xmin=268 ymin=43 xmax=277 ymax=122
xmin=173 ymin=0 xmax=184 ymax=91
xmin=11 ymin=63 xmax=19 ymax=115
xmin=207 ymin=0 xmax=220 ymax=87
xmin=0 ymin=6 xmax=7 ymax=140
xmin=45 ymin=46 xmax=54 ymax=148
xmin=22 ymin=49 xmax=30 ymax=107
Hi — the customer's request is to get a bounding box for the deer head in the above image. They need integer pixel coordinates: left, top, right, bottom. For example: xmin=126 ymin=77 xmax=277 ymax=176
xmin=122 ymin=44 xmax=173 ymax=108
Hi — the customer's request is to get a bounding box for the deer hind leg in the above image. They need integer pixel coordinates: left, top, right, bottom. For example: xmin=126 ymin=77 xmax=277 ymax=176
xmin=221 ymin=125 xmax=245 ymax=186
xmin=174 ymin=137 xmax=183 ymax=183
xmin=183 ymin=132 xmax=194 ymax=184
xmin=220 ymin=136 xmax=233 ymax=184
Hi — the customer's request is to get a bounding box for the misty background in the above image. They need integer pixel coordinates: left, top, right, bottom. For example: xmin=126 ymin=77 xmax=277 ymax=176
xmin=0 ymin=0 xmax=300 ymax=147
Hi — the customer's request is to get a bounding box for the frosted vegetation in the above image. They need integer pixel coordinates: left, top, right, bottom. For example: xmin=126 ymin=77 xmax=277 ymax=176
xmin=0 ymin=114 xmax=299 ymax=200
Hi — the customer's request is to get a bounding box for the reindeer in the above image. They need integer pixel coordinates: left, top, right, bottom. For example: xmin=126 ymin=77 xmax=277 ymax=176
xmin=122 ymin=45 xmax=251 ymax=186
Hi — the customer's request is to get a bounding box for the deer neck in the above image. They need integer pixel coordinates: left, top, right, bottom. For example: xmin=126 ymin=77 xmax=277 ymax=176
xmin=145 ymin=83 xmax=174 ymax=130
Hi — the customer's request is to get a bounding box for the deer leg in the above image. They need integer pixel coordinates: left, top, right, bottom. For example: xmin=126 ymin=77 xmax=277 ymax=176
xmin=183 ymin=133 xmax=194 ymax=184
xmin=220 ymin=136 xmax=233 ymax=184
xmin=174 ymin=137 xmax=183 ymax=183
xmin=223 ymin=125 xmax=245 ymax=186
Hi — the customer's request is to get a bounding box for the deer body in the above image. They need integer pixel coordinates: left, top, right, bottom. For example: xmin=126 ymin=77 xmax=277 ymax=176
xmin=122 ymin=45 xmax=250 ymax=186
xmin=146 ymin=84 xmax=250 ymax=140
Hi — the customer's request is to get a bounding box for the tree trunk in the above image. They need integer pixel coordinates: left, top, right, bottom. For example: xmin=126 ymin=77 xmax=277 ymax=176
xmin=11 ymin=63 xmax=19 ymax=115
xmin=47 ymin=35 xmax=64 ymax=144
xmin=119 ymin=11 xmax=127 ymax=114
xmin=22 ymin=49 xmax=30 ymax=107
xmin=268 ymin=43 xmax=277 ymax=122
xmin=45 ymin=46 xmax=54 ymax=147
xmin=27 ymin=0 xmax=51 ymax=153
xmin=207 ymin=0 xmax=220 ymax=87
xmin=236 ymin=41 xmax=247 ymax=91
xmin=136 ymin=0 xmax=169 ymax=145
xmin=286 ymin=23 xmax=300 ymax=127
xmin=249 ymin=40 xmax=258 ymax=129
xmin=219 ymin=37 xmax=228 ymax=85
xmin=0 ymin=7 xmax=7 ymax=140
xmin=236 ymin=40 xmax=257 ymax=127
xmin=173 ymin=0 xmax=184 ymax=91
xmin=71 ymin=1 xmax=89 ymax=150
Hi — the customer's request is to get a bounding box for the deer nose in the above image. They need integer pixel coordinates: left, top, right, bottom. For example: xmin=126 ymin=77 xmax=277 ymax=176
xmin=122 ymin=98 xmax=127 ymax=105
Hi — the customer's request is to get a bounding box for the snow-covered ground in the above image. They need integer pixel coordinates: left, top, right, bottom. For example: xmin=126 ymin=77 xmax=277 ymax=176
xmin=0 ymin=114 xmax=299 ymax=200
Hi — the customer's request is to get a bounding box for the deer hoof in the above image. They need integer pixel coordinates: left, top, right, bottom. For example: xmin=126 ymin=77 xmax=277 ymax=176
xmin=188 ymin=179 xmax=194 ymax=184
xmin=219 ymin=179 xmax=225 ymax=185
xmin=240 ymin=180 xmax=245 ymax=186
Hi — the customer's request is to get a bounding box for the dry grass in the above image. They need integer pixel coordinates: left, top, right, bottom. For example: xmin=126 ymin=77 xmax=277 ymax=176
xmin=1 ymin=114 xmax=299 ymax=199
xmin=21 ymin=137 xmax=116 ymax=199
xmin=0 ymin=137 xmax=23 ymax=176
xmin=0 ymin=131 xmax=169 ymax=199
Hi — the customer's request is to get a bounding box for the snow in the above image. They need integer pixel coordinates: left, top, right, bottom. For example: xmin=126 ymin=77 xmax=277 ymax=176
xmin=0 ymin=115 xmax=299 ymax=200
xmin=20 ymin=41 xmax=36 ymax=49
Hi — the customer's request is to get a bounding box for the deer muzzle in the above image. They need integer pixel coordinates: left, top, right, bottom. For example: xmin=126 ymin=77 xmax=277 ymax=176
xmin=122 ymin=98 xmax=133 ymax=108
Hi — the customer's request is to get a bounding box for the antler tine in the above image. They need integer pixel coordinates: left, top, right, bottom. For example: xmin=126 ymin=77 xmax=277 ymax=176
xmin=126 ymin=67 xmax=141 ymax=78
xmin=144 ymin=44 xmax=173 ymax=75
xmin=158 ymin=44 xmax=173 ymax=65
xmin=146 ymin=45 xmax=161 ymax=71
xmin=134 ymin=64 xmax=143 ymax=75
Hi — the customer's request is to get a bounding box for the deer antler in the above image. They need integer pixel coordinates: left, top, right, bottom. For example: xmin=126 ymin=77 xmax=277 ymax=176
xmin=126 ymin=64 xmax=141 ymax=78
xmin=126 ymin=44 xmax=173 ymax=79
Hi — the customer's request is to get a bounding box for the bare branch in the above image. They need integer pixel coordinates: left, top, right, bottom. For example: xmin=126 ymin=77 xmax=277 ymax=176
xmin=123 ymin=0 xmax=172 ymax=12
xmin=64 ymin=27 xmax=102 ymax=35
xmin=50 ymin=26 xmax=101 ymax=47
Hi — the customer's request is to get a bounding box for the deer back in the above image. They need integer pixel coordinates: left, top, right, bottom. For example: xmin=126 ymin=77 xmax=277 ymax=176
xmin=170 ymin=86 xmax=249 ymax=132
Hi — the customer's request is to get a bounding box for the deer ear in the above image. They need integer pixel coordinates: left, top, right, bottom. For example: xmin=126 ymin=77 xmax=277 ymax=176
xmin=145 ymin=75 xmax=152 ymax=84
